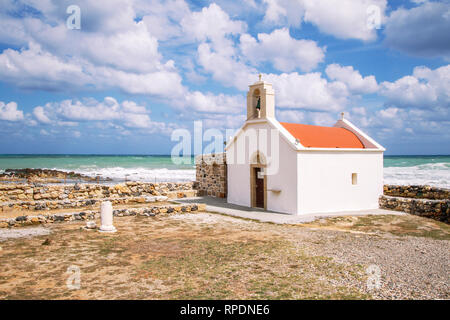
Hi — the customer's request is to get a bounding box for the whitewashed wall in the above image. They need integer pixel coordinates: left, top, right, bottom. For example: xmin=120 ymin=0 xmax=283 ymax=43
xmin=266 ymin=132 xmax=298 ymax=214
xmin=227 ymin=121 xmax=299 ymax=213
xmin=297 ymin=151 xmax=384 ymax=214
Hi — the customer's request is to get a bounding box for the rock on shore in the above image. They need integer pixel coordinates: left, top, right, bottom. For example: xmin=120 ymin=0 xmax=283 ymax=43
xmin=0 ymin=168 xmax=108 ymax=183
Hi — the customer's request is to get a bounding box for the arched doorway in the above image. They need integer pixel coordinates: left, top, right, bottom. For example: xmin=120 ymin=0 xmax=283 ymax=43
xmin=250 ymin=151 xmax=267 ymax=209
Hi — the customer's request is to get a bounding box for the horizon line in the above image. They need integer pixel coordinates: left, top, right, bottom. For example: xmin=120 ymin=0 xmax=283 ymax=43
xmin=0 ymin=153 xmax=449 ymax=157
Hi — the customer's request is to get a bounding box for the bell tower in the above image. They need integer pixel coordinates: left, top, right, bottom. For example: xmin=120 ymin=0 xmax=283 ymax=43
xmin=246 ymin=75 xmax=275 ymax=120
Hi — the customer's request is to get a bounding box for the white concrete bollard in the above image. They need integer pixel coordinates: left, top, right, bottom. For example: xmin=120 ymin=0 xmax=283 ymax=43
xmin=98 ymin=201 xmax=117 ymax=233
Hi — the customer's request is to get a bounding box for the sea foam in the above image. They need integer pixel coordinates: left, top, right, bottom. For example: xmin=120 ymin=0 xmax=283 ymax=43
xmin=384 ymin=162 xmax=450 ymax=189
xmin=56 ymin=166 xmax=196 ymax=183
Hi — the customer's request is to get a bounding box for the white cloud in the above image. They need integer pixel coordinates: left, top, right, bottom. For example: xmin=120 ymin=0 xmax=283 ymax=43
xmin=56 ymin=98 xmax=125 ymax=122
xmin=325 ymin=63 xmax=378 ymax=94
xmin=0 ymin=1 xmax=185 ymax=97
xmin=264 ymin=72 xmax=349 ymax=112
xmin=181 ymin=3 xmax=246 ymax=45
xmin=197 ymin=42 xmax=256 ymax=90
xmin=0 ymin=2 xmax=161 ymax=71
xmin=0 ymin=101 xmax=24 ymax=121
xmin=201 ymin=113 xmax=246 ymax=130
xmin=277 ymin=109 xmax=341 ymax=127
xmin=0 ymin=42 xmax=87 ymax=89
xmin=302 ymin=0 xmax=387 ymax=41
xmin=262 ymin=0 xmax=387 ymax=41
xmin=0 ymin=42 xmax=184 ymax=97
xmin=32 ymin=97 xmax=172 ymax=131
xmin=384 ymin=1 xmax=450 ymax=59
xmin=276 ymin=109 xmax=305 ymax=123
xmin=138 ymin=0 xmax=191 ymax=41
xmin=379 ymin=107 xmax=400 ymax=119
xmin=61 ymin=97 xmax=179 ymax=135
xmin=240 ymin=28 xmax=325 ymax=72
xmin=184 ymin=91 xmax=244 ymax=114
xmin=380 ymin=64 xmax=450 ymax=109
xmin=262 ymin=0 xmax=305 ymax=26
xmin=121 ymin=101 xmax=148 ymax=114
xmin=0 ymin=0 xmax=446 ymax=149
xmin=33 ymin=106 xmax=52 ymax=124
xmin=57 ymin=121 xmax=78 ymax=127
xmin=76 ymin=23 xmax=163 ymax=74
xmin=179 ymin=3 xmax=255 ymax=91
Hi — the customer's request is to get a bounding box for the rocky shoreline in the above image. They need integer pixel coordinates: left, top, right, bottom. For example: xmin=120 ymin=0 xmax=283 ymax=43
xmin=0 ymin=168 xmax=109 ymax=183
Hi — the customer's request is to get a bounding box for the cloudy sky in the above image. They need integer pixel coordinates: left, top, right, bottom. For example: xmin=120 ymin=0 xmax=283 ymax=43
xmin=0 ymin=0 xmax=449 ymax=155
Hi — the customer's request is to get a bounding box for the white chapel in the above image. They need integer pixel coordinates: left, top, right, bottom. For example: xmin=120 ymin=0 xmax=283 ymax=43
xmin=225 ymin=78 xmax=385 ymax=215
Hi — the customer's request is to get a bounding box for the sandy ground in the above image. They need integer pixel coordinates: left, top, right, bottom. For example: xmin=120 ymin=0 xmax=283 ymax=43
xmin=0 ymin=212 xmax=448 ymax=300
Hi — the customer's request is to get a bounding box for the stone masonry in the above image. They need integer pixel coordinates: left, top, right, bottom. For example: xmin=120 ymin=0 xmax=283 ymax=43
xmin=383 ymin=184 xmax=449 ymax=200
xmin=0 ymin=203 xmax=207 ymax=228
xmin=195 ymin=153 xmax=227 ymax=198
xmin=0 ymin=181 xmax=197 ymax=212
xmin=380 ymin=185 xmax=449 ymax=223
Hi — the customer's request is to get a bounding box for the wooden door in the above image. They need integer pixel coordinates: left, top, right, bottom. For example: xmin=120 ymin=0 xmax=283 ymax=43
xmin=254 ymin=167 xmax=264 ymax=208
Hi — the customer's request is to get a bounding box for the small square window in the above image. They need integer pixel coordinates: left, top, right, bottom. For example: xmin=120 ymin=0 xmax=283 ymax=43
xmin=352 ymin=173 xmax=358 ymax=185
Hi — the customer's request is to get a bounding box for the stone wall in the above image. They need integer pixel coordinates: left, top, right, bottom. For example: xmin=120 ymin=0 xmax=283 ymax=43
xmin=0 ymin=181 xmax=194 ymax=202
xmin=379 ymin=196 xmax=449 ymax=223
xmin=0 ymin=182 xmax=197 ymax=211
xmin=383 ymin=185 xmax=449 ymax=200
xmin=380 ymin=185 xmax=449 ymax=223
xmin=0 ymin=203 xmax=206 ymax=228
xmin=195 ymin=153 xmax=227 ymax=198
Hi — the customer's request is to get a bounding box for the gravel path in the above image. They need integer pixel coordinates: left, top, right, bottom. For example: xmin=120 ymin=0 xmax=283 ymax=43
xmin=171 ymin=212 xmax=450 ymax=299
xmin=287 ymin=228 xmax=449 ymax=299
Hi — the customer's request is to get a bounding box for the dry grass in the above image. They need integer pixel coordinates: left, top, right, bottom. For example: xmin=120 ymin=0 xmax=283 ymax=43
xmin=1 ymin=212 xmax=448 ymax=300
xmin=0 ymin=213 xmax=369 ymax=300
xmin=298 ymin=214 xmax=450 ymax=240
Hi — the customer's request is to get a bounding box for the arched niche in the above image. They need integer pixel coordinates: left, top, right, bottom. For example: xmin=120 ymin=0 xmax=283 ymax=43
xmin=252 ymin=88 xmax=261 ymax=110
xmin=250 ymin=151 xmax=267 ymax=166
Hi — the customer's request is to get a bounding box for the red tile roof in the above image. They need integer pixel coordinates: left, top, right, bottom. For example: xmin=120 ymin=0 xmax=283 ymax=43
xmin=280 ymin=122 xmax=364 ymax=148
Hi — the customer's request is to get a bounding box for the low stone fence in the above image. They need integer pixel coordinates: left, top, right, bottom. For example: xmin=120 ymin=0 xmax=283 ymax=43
xmin=0 ymin=192 xmax=198 ymax=212
xmin=0 ymin=203 xmax=206 ymax=228
xmin=380 ymin=185 xmax=449 ymax=223
xmin=0 ymin=181 xmax=196 ymax=203
xmin=195 ymin=153 xmax=227 ymax=198
xmin=379 ymin=196 xmax=449 ymax=223
xmin=383 ymin=185 xmax=449 ymax=200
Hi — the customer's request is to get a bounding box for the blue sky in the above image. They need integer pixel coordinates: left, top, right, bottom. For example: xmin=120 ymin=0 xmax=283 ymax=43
xmin=0 ymin=0 xmax=449 ymax=155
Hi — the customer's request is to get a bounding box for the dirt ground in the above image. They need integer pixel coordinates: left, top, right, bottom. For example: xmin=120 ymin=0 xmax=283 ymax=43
xmin=0 ymin=212 xmax=448 ymax=300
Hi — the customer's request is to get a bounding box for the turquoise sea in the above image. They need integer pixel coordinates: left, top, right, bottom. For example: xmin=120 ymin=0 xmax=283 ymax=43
xmin=0 ymin=155 xmax=448 ymax=188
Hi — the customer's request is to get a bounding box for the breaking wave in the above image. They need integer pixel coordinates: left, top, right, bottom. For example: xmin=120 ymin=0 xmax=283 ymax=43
xmin=56 ymin=166 xmax=196 ymax=183
xmin=384 ymin=162 xmax=450 ymax=189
